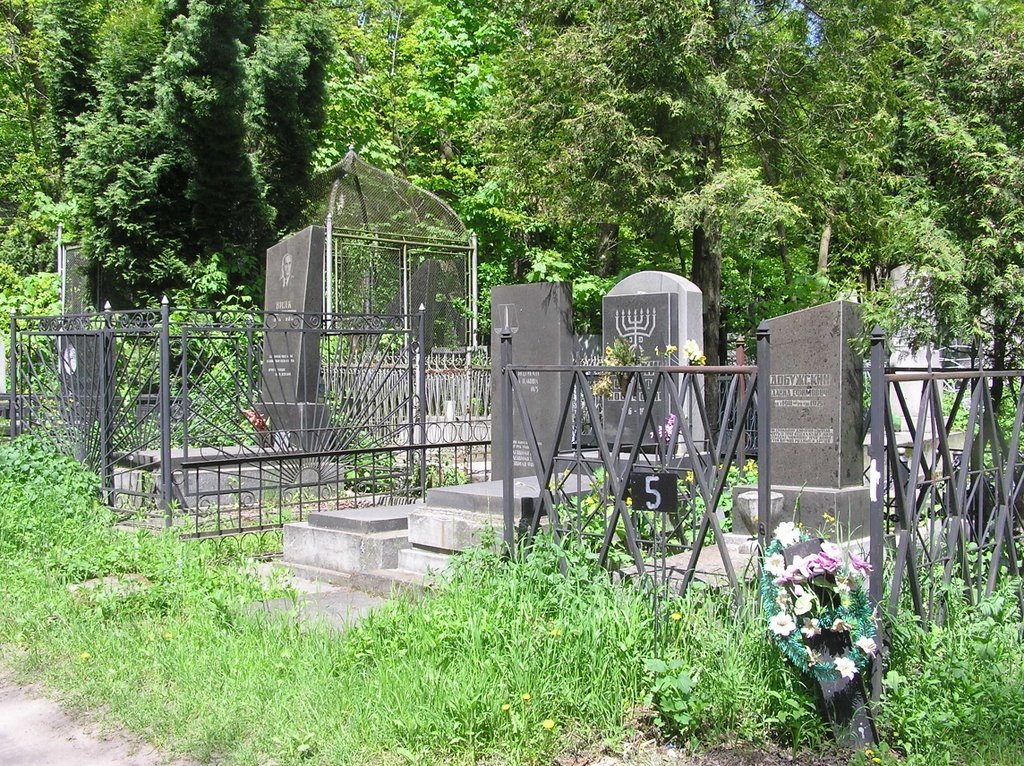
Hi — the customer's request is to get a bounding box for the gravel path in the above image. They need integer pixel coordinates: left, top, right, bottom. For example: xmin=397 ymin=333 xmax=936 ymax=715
xmin=0 ymin=678 xmax=196 ymax=766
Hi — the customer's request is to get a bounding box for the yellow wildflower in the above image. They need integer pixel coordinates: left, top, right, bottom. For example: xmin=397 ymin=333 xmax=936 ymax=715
xmin=521 ymin=693 xmax=532 ymax=702
xmin=872 ymin=760 xmax=881 ymax=765
xmin=542 ymin=719 xmax=555 ymax=731
xmin=79 ymin=651 xmax=91 ymax=661
xmin=549 ymin=627 xmax=563 ymax=637
xmin=671 ymin=611 xmax=682 ymax=621
xmin=163 ymin=632 xmax=173 ymax=640
xmin=501 ymin=703 xmax=511 ymax=712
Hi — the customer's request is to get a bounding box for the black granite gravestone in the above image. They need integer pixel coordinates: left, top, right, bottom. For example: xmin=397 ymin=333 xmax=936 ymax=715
xmin=491 ymin=283 xmax=574 ymax=480
xmin=765 ymin=301 xmax=869 ymax=535
xmin=262 ymin=226 xmax=328 ymax=450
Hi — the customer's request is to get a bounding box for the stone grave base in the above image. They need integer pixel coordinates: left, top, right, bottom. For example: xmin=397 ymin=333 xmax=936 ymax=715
xmin=734 ymin=484 xmax=870 ymax=540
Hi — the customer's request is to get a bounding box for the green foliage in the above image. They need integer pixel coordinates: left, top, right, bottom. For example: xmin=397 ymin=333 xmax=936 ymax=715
xmin=1 ymin=441 xmax=1023 ymax=764
xmin=880 ymin=583 xmax=1024 ymax=763
xmin=654 ymin=590 xmax=828 ymax=748
xmin=0 ymin=269 xmax=59 ymax=335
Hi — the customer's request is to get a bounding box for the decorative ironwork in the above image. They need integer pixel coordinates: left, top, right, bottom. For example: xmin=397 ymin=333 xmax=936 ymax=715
xmin=869 ymin=330 xmax=1024 ymax=628
xmin=10 ymin=304 xmax=486 ymax=532
xmin=498 ymin=330 xmax=770 ymax=608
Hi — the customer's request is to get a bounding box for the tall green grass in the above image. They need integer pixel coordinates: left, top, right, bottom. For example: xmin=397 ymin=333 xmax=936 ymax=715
xmin=1 ymin=436 xmax=1022 ymax=765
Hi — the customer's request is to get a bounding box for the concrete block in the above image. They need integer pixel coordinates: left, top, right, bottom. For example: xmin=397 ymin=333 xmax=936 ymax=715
xmin=407 ymin=507 xmax=503 ymax=552
xmin=284 ymin=522 xmax=409 ymax=573
xmin=398 ymin=547 xmax=452 ymax=575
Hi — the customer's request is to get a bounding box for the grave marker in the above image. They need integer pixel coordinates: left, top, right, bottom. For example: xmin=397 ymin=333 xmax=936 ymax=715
xmin=601 ymin=271 xmax=703 ymax=446
xmin=491 ymin=283 xmax=574 ymax=479
xmin=262 ymin=226 xmax=328 ymax=450
xmin=765 ymin=300 xmax=869 ymax=535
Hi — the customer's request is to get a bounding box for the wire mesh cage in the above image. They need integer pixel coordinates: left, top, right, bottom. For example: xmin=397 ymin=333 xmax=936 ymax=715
xmin=308 ymin=151 xmax=476 ymax=351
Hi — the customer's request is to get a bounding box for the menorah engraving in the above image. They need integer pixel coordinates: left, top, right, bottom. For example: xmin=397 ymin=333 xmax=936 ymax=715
xmin=614 ymin=307 xmax=656 ymax=348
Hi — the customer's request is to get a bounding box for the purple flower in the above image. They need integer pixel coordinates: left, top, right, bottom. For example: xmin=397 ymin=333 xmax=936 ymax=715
xmin=849 ymin=552 xmax=872 ymax=576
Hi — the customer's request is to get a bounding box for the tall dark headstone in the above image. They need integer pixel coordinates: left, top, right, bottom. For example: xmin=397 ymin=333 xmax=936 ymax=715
xmin=491 ymin=283 xmax=574 ymax=480
xmin=262 ymin=226 xmax=328 ymax=450
xmin=765 ymin=300 xmax=869 ymax=535
xmin=386 ymin=258 xmax=441 ymax=351
xmin=601 ymin=272 xmax=703 ymax=446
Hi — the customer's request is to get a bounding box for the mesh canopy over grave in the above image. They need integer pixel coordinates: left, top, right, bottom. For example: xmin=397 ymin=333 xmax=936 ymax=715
xmin=309 ymin=151 xmax=475 ymax=350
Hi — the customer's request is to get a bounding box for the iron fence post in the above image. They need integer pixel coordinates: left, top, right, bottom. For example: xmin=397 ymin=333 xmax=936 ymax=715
xmin=159 ymin=297 xmax=173 ymax=527
xmin=8 ymin=312 xmax=17 ymax=437
xmin=869 ymin=325 xmax=887 ymax=701
xmin=417 ymin=304 xmax=427 ymax=496
xmin=756 ymin=321 xmax=771 ymax=552
xmin=98 ymin=302 xmax=114 ymax=505
xmin=500 ymin=325 xmax=514 ymax=555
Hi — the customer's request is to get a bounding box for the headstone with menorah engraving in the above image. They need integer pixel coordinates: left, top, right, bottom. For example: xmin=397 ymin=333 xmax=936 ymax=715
xmin=601 ymin=272 xmax=703 ymax=447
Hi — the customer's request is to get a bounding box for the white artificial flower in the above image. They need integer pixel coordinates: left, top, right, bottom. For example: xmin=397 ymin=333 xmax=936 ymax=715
xmin=801 ymin=617 xmax=821 ymax=638
xmin=805 ymin=647 xmax=821 ymax=665
xmin=765 ymin=552 xmax=787 ymax=577
xmin=855 ymin=636 xmax=878 ymax=657
xmin=834 ymin=655 xmax=858 ymax=680
xmin=794 ymin=593 xmax=815 ymax=616
xmin=769 ymin=612 xmax=797 ymax=637
xmin=835 ymin=578 xmax=852 ymax=594
xmin=831 ymin=618 xmax=851 ymax=633
xmin=774 ymin=521 xmax=801 ymax=547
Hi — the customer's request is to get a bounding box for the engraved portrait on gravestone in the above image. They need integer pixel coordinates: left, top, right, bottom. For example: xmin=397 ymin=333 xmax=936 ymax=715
xmin=281 ymin=253 xmax=293 ymax=289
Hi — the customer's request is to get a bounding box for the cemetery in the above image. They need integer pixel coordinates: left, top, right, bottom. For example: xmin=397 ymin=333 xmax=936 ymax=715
xmin=4 ymin=163 xmax=1024 ymax=760
xmin=1 ymin=3 xmax=1023 ymax=764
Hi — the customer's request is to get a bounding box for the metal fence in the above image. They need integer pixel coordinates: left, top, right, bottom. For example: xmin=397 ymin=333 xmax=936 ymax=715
xmin=867 ymin=330 xmax=1024 ymax=629
xmin=9 ymin=304 xmax=491 ymax=533
xmin=496 ymin=325 xmax=771 ymax=609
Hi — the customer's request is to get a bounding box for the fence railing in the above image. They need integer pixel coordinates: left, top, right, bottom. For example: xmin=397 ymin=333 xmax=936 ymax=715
xmin=868 ymin=330 xmax=1024 ymax=630
xmin=496 ymin=325 xmax=772 ymax=610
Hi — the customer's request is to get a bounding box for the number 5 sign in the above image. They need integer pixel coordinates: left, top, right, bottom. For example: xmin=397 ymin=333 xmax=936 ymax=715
xmin=628 ymin=472 xmax=678 ymax=515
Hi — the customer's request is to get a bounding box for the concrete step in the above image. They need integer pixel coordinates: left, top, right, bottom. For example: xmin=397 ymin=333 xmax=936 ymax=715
xmin=307 ymin=503 xmax=418 ymax=534
xmin=423 ymin=475 xmax=592 ymax=515
xmin=398 ymin=546 xmax=452 ymax=575
xmin=407 ymin=506 xmax=504 ymax=552
xmin=282 ymin=561 xmax=426 ymax=598
xmin=284 ymin=522 xmax=409 ymax=574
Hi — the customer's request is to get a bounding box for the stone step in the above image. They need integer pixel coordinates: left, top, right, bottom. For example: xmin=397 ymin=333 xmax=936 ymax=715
xmin=423 ymin=475 xmax=593 ymax=516
xmin=284 ymin=522 xmax=409 ymax=574
xmin=407 ymin=506 xmax=504 ymax=552
xmin=307 ymin=503 xmax=418 ymax=534
xmin=284 ymin=562 xmax=427 ymax=598
xmin=398 ymin=546 xmax=452 ymax=575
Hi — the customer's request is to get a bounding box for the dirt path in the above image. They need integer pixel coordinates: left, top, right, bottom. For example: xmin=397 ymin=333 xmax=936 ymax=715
xmin=0 ymin=678 xmax=196 ymax=766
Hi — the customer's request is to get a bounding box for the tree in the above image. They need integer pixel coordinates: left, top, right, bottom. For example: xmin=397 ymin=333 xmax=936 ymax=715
xmin=66 ymin=0 xmax=333 ymax=306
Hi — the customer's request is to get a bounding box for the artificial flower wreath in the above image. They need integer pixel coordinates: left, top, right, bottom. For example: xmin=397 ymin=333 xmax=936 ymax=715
xmin=760 ymin=521 xmax=878 ymax=682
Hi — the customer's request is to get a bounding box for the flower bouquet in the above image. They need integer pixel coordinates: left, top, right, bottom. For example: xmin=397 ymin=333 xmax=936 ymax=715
xmin=760 ymin=522 xmax=877 ymax=682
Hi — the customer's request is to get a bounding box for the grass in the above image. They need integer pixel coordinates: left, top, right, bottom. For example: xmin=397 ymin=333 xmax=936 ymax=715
xmin=1 ymin=435 xmax=1023 ymax=765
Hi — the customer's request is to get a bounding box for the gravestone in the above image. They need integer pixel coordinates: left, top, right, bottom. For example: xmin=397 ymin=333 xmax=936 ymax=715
xmin=765 ymin=300 xmax=869 ymax=535
xmin=386 ymin=258 xmax=441 ymax=351
xmin=601 ymin=271 xmax=703 ymax=446
xmin=491 ymin=283 xmax=574 ymax=480
xmin=262 ymin=226 xmax=329 ymax=450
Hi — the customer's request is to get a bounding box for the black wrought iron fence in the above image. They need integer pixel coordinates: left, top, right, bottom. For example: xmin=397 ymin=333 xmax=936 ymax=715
xmin=868 ymin=330 xmax=1024 ymax=629
xmin=174 ymin=440 xmax=490 ymax=539
xmin=9 ymin=303 xmax=440 ymax=530
xmin=496 ymin=325 xmax=772 ymax=608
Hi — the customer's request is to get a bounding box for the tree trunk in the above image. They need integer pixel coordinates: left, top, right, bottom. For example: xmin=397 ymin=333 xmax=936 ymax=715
xmin=818 ymin=220 xmax=833 ymax=274
xmin=595 ymin=222 xmax=619 ymax=277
